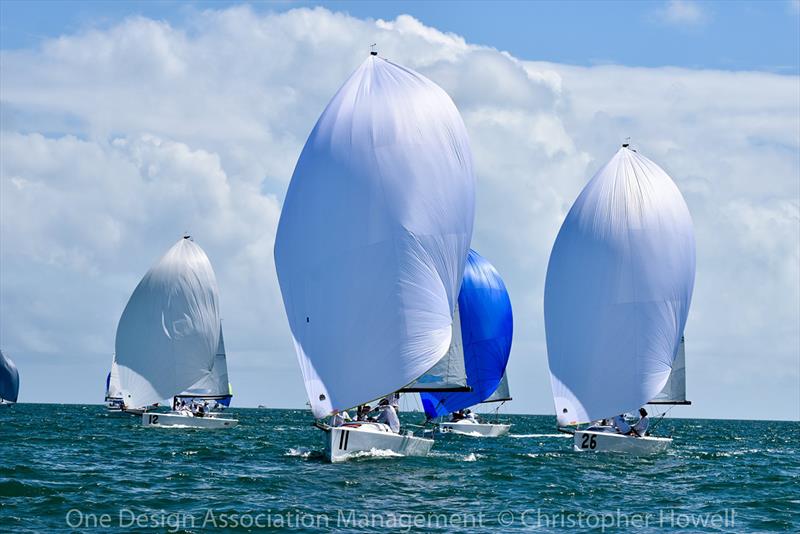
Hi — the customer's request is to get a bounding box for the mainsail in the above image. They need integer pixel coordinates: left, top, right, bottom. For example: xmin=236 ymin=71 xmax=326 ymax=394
xmin=400 ymin=303 xmax=469 ymax=392
xmin=115 ymin=237 xmax=221 ymax=408
xmin=482 ymin=373 xmax=512 ymax=404
xmin=544 ymin=147 xmax=695 ymax=426
xmin=649 ymin=336 xmax=689 ymax=405
xmin=274 ymin=54 xmax=476 ymax=418
xmin=0 ymin=350 xmax=20 ymax=403
xmin=105 ymin=358 xmax=122 ymax=400
xmin=420 ymin=249 xmax=513 ymax=418
xmin=179 ymin=326 xmax=232 ymax=405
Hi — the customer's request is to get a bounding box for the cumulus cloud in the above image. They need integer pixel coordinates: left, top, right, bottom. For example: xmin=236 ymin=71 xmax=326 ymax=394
xmin=657 ymin=0 xmax=708 ymax=26
xmin=1 ymin=6 xmax=797 ymax=419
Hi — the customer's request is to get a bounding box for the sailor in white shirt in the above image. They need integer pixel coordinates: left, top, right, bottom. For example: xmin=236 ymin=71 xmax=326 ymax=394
xmin=631 ymin=408 xmax=649 ymax=437
xmin=331 ymin=410 xmax=351 ymax=427
xmin=612 ymin=414 xmax=632 ymax=434
xmin=376 ymin=399 xmax=401 ymax=433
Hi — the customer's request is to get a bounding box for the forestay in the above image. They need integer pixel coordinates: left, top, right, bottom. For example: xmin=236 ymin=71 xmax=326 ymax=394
xmin=115 ymin=237 xmax=221 ymax=408
xmin=421 ymin=249 xmax=513 ymax=418
xmin=275 ymin=55 xmax=476 ymax=418
xmin=544 ymin=147 xmax=695 ymax=426
xmin=0 ymin=350 xmax=20 ymax=403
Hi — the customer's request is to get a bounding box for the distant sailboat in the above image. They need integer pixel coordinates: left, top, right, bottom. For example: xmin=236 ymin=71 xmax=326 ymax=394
xmin=104 ymin=357 xmax=124 ymax=412
xmin=275 ymin=51 xmax=475 ymax=462
xmin=414 ymin=249 xmax=514 ymax=437
xmin=544 ymin=146 xmax=695 ymax=454
xmin=115 ymin=236 xmax=237 ymax=429
xmin=0 ymin=350 xmax=19 ymax=405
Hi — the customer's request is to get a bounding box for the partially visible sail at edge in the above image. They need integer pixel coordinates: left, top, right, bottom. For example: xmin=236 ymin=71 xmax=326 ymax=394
xmin=274 ymin=55 xmax=476 ymax=418
xmin=0 ymin=349 xmax=20 ymax=403
xmin=115 ymin=237 xmax=221 ymax=409
xmin=650 ymin=336 xmax=689 ymax=405
xmin=544 ymin=147 xmax=696 ymax=426
xmin=420 ymin=249 xmax=513 ymax=418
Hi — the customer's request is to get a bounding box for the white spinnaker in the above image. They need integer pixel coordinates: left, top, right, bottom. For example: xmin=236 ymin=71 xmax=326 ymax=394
xmin=403 ymin=304 xmax=468 ymax=391
xmin=115 ymin=237 xmax=220 ymax=408
xmin=180 ymin=327 xmax=230 ymax=397
xmin=108 ymin=358 xmax=122 ymax=399
xmin=275 ymin=55 xmax=475 ymax=418
xmin=544 ymin=147 xmax=695 ymax=426
xmin=651 ymin=336 xmax=687 ymax=403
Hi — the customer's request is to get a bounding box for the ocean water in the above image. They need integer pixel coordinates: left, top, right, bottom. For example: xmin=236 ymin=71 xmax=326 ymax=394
xmin=1 ymin=405 xmax=798 ymax=533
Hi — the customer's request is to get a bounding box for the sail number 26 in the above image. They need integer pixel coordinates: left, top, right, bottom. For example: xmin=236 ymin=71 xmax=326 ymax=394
xmin=580 ymin=434 xmax=597 ymax=449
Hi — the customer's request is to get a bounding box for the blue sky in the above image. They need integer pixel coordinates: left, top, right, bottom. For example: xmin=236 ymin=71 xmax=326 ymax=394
xmin=1 ymin=2 xmax=798 ymax=420
xmin=2 ymin=1 xmax=799 ymax=73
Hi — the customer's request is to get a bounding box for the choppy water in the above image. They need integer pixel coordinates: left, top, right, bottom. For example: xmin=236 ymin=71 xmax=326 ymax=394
xmin=1 ymin=404 xmax=798 ymax=532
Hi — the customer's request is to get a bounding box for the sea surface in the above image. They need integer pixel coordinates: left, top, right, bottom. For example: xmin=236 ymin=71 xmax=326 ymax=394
xmin=1 ymin=404 xmax=798 ymax=532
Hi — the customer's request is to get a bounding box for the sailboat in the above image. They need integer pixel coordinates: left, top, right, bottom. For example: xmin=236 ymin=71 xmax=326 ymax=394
xmin=544 ymin=145 xmax=695 ymax=454
xmin=104 ymin=357 xmax=124 ymax=412
xmin=0 ymin=350 xmax=19 ymax=405
xmin=413 ymin=249 xmax=514 ymax=437
xmin=115 ymin=236 xmax=237 ymax=429
xmin=274 ymin=51 xmax=475 ymax=462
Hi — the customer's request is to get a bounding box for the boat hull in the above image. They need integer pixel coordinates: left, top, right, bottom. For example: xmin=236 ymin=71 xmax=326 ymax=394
xmin=437 ymin=422 xmax=511 ymax=437
xmin=141 ymin=412 xmax=238 ymax=429
xmin=573 ymin=430 xmax=671 ymax=454
xmin=324 ymin=423 xmax=434 ymax=462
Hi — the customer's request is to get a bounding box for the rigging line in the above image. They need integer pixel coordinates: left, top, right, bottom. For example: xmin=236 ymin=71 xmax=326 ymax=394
xmin=648 ymin=405 xmax=675 ymax=435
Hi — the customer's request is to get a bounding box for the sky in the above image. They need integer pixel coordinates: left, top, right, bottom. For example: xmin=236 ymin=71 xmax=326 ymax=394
xmin=0 ymin=1 xmax=798 ymax=420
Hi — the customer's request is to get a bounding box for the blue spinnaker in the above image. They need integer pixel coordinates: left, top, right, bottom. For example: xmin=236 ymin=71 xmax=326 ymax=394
xmin=421 ymin=250 xmax=512 ymax=418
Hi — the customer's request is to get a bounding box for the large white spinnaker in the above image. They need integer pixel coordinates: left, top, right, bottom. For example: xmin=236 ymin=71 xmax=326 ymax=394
xmin=115 ymin=236 xmax=221 ymax=409
xmin=544 ymin=147 xmax=695 ymax=426
xmin=275 ymin=54 xmax=476 ymax=419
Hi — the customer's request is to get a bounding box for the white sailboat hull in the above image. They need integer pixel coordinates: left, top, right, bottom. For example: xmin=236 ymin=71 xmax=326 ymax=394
xmin=573 ymin=430 xmax=671 ymax=455
xmin=141 ymin=412 xmax=237 ymax=429
xmin=324 ymin=422 xmax=434 ymax=463
xmin=0 ymin=399 xmax=14 ymax=406
xmin=437 ymin=421 xmax=511 ymax=437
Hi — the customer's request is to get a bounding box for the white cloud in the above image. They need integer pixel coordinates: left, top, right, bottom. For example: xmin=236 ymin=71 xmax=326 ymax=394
xmin=657 ymin=0 xmax=708 ymax=26
xmin=1 ymin=6 xmax=797 ymax=419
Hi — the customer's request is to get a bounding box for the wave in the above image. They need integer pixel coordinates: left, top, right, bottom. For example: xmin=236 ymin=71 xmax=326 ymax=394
xmin=340 ymin=448 xmax=405 ymax=461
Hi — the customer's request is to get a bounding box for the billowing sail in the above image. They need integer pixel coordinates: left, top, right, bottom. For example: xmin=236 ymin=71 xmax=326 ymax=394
xmin=400 ymin=304 xmax=469 ymax=392
xmin=421 ymin=249 xmax=513 ymax=418
xmin=115 ymin=237 xmax=221 ymax=408
xmin=179 ymin=326 xmax=232 ymax=404
xmin=483 ymin=373 xmax=512 ymax=404
xmin=545 ymin=147 xmax=695 ymax=426
xmin=105 ymin=358 xmax=122 ymax=399
xmin=0 ymin=350 xmax=20 ymax=403
xmin=650 ymin=336 xmax=689 ymax=404
xmin=275 ymin=54 xmax=475 ymax=418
